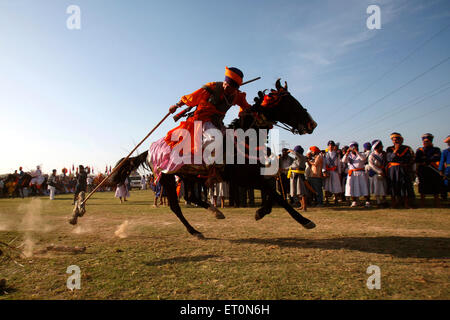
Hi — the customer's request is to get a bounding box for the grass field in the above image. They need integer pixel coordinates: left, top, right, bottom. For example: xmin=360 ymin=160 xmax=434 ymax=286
xmin=0 ymin=190 xmax=449 ymax=300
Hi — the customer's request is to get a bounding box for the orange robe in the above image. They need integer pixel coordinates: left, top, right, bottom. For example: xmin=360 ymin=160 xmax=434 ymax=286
xmin=164 ymin=82 xmax=251 ymax=153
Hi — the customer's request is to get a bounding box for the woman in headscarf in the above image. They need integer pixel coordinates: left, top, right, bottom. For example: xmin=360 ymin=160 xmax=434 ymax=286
xmin=342 ymin=142 xmax=370 ymax=207
xmin=368 ymin=140 xmax=388 ymax=207
xmin=323 ymin=140 xmax=342 ymax=205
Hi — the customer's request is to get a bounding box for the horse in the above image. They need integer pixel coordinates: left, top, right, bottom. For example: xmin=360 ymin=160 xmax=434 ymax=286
xmin=98 ymin=80 xmax=317 ymax=238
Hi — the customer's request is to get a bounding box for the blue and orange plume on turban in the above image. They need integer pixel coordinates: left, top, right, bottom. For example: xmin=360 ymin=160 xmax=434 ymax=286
xmin=390 ymin=132 xmax=403 ymax=140
xmin=225 ymin=67 xmax=243 ymax=88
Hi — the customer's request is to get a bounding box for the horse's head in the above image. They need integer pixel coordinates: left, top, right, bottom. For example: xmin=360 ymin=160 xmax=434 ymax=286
xmin=251 ymin=79 xmax=317 ymax=135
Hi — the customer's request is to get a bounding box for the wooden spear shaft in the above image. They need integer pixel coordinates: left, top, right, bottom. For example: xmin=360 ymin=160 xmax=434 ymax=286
xmin=80 ymin=111 xmax=171 ymax=205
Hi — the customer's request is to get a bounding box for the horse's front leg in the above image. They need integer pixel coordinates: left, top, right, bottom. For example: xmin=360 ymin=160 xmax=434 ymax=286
xmin=271 ymin=189 xmax=316 ymax=229
xmin=255 ymin=178 xmax=274 ymax=221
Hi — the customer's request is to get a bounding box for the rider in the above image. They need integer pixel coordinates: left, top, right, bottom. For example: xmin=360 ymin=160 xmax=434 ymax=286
xmin=150 ymin=67 xmax=252 ymax=185
xmin=30 ymin=165 xmax=44 ymax=188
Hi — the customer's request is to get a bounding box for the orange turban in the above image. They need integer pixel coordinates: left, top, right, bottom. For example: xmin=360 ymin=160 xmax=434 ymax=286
xmin=309 ymin=146 xmax=320 ymax=154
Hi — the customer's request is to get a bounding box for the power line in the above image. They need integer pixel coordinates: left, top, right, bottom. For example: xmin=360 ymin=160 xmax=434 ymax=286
xmin=334 ymin=21 xmax=450 ymax=114
xmin=385 ymin=102 xmax=450 ymax=131
xmin=333 ymin=53 xmax=450 ymax=129
xmin=339 ymin=80 xmax=450 ymax=141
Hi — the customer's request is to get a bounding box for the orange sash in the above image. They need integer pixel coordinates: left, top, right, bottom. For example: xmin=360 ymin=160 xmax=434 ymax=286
xmin=387 ymin=162 xmax=401 ymax=169
xmin=348 ymin=168 xmax=364 ymax=176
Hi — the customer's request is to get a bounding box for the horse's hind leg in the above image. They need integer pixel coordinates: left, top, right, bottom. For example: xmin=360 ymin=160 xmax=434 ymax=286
xmin=272 ymin=190 xmax=315 ymax=229
xmin=160 ymin=174 xmax=204 ymax=238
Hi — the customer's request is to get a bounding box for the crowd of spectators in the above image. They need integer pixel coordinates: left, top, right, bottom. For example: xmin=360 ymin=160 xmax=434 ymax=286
xmin=2 ymin=133 xmax=449 ymax=210
xmin=274 ymin=132 xmax=449 ymax=209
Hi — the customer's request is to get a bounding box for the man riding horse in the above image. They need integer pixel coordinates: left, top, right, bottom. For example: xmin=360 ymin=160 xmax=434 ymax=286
xmin=72 ymin=69 xmax=318 ymax=238
xmin=149 ymin=67 xmax=252 ymax=186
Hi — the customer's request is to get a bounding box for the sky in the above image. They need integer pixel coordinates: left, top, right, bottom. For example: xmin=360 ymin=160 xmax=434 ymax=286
xmin=1 ymin=0 xmax=449 ymax=175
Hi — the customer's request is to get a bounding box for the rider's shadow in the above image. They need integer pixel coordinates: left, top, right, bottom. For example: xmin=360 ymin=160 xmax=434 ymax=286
xmin=229 ymin=236 xmax=450 ymax=259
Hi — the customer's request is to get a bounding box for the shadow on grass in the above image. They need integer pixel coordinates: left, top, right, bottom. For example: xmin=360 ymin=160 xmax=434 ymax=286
xmin=230 ymin=236 xmax=450 ymax=259
xmin=144 ymin=254 xmax=220 ymax=266
xmin=0 ymin=284 xmax=17 ymax=296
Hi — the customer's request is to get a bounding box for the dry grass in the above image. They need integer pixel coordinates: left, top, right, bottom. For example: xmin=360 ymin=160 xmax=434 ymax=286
xmin=0 ymin=190 xmax=449 ymax=300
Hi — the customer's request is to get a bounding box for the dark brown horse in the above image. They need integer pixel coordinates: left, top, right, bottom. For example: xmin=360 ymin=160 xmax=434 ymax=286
xmin=110 ymin=80 xmax=317 ymax=238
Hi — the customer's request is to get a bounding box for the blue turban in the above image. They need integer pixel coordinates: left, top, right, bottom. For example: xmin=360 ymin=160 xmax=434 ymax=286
xmin=294 ymin=145 xmax=304 ymax=154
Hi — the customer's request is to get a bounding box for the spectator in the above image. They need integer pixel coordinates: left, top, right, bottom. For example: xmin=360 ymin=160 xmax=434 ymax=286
xmin=141 ymin=175 xmax=147 ymax=190
xmin=73 ymin=165 xmax=87 ymax=205
xmin=439 ymin=135 xmax=450 ymax=199
xmin=47 ymin=169 xmax=57 ymax=200
xmin=386 ymin=132 xmax=415 ymax=208
xmin=342 ymin=142 xmax=370 ymax=207
xmin=363 ymin=142 xmax=372 ymax=203
xmin=368 ymin=140 xmax=388 ymax=207
xmin=323 ymin=140 xmax=343 ymax=205
xmin=0 ymin=179 xmax=5 ymax=197
xmin=363 ymin=142 xmax=372 ymax=159
xmin=278 ymin=148 xmax=293 ymax=201
xmin=307 ymin=146 xmax=324 ymax=206
xmin=86 ymin=175 xmax=93 ymax=193
xmin=288 ymin=145 xmax=307 ymax=210
xmin=115 ymin=182 xmax=130 ymax=203
xmin=415 ymin=133 xmax=442 ymax=207
xmin=209 ymin=182 xmax=229 ymax=208
xmin=261 ymin=147 xmax=277 ymax=205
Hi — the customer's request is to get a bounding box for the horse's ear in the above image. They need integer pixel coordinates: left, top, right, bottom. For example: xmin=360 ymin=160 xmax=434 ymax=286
xmin=258 ymin=90 xmax=266 ymax=100
xmin=275 ymin=78 xmax=282 ymax=91
xmin=284 ymin=81 xmax=288 ymax=91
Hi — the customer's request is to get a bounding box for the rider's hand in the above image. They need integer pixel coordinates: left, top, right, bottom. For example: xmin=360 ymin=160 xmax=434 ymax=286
xmin=169 ymin=104 xmax=179 ymax=114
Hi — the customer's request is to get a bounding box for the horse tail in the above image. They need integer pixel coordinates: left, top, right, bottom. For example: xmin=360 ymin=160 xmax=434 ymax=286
xmin=110 ymin=151 xmax=149 ymax=185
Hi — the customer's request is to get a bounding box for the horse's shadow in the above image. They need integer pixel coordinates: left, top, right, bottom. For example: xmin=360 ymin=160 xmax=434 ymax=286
xmin=144 ymin=254 xmax=220 ymax=266
xmin=230 ymin=236 xmax=450 ymax=259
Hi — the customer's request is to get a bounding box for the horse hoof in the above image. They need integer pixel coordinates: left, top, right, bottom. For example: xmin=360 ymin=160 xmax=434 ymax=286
xmin=193 ymin=232 xmax=205 ymax=240
xmin=303 ymin=221 xmax=316 ymax=229
xmin=208 ymin=206 xmax=225 ymax=219
xmin=255 ymin=208 xmax=270 ymax=221
xmin=69 ymin=217 xmax=78 ymax=225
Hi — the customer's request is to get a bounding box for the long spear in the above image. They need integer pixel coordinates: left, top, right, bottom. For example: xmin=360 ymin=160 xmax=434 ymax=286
xmin=70 ymin=111 xmax=171 ymax=225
